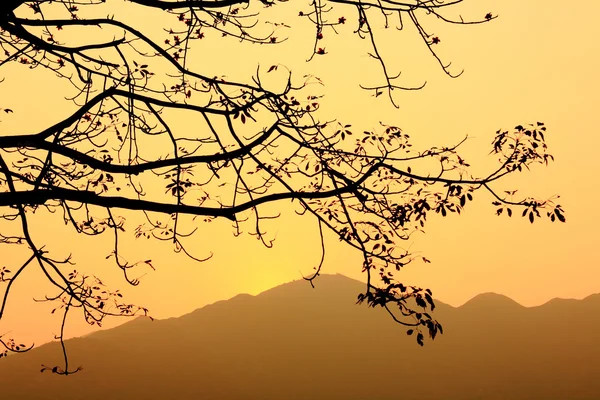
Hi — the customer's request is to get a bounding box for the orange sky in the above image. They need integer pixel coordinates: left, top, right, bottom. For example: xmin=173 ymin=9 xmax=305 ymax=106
xmin=0 ymin=0 xmax=598 ymax=347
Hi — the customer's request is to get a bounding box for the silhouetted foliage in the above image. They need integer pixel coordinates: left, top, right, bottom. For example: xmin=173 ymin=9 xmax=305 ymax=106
xmin=0 ymin=0 xmax=564 ymax=373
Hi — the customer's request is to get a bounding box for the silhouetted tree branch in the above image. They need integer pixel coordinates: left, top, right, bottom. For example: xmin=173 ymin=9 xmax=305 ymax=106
xmin=0 ymin=0 xmax=564 ymax=373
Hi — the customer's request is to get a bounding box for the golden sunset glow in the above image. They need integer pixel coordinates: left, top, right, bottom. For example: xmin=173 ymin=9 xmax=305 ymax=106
xmin=0 ymin=0 xmax=598 ymax=353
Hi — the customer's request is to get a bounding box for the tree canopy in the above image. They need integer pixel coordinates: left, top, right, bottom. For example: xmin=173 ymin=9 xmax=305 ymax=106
xmin=0 ymin=0 xmax=564 ymax=373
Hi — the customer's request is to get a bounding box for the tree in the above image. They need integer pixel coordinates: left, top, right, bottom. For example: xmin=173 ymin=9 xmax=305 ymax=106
xmin=0 ymin=0 xmax=564 ymax=373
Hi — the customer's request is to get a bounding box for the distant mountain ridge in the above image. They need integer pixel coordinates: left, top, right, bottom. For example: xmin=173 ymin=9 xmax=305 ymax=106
xmin=1 ymin=274 xmax=599 ymax=400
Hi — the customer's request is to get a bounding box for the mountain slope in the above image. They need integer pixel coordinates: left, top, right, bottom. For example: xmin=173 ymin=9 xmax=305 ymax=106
xmin=1 ymin=274 xmax=599 ymax=400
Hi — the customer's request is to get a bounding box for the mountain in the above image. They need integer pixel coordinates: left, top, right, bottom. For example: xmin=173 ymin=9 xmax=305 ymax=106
xmin=1 ymin=274 xmax=599 ymax=400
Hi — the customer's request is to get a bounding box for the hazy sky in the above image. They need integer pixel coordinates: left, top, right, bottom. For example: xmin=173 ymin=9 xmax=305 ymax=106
xmin=0 ymin=0 xmax=598 ymax=346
